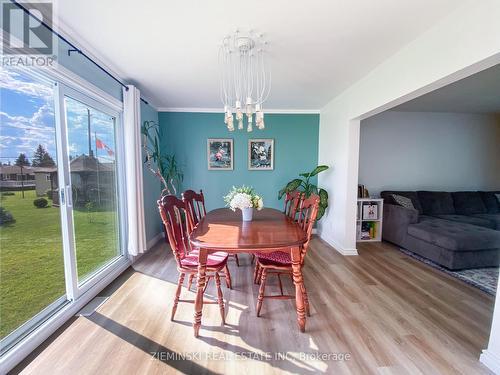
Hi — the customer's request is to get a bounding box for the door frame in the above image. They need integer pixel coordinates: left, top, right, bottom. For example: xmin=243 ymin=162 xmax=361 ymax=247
xmin=55 ymin=82 xmax=128 ymax=300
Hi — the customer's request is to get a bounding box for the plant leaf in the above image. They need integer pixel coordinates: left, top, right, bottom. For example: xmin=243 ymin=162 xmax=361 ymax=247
xmin=278 ymin=188 xmax=286 ymax=200
xmin=318 ymin=188 xmax=328 ymax=206
xmin=308 ymin=165 xmax=329 ymax=177
xmin=316 ymin=205 xmax=326 ymax=221
xmin=299 ymin=172 xmax=311 ymax=178
xmin=285 ymin=179 xmax=303 ymax=192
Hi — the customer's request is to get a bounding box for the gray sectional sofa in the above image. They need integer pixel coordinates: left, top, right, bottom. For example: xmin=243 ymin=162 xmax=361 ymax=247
xmin=381 ymin=191 xmax=500 ymax=270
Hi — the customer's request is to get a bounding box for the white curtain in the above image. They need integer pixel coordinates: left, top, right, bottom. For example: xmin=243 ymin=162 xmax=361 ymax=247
xmin=123 ymin=85 xmax=147 ymax=256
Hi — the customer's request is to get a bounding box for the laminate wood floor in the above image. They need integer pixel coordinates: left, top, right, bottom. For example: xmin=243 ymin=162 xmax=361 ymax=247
xmin=13 ymin=239 xmax=495 ymax=374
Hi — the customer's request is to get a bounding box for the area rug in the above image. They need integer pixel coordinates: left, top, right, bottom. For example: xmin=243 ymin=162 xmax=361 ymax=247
xmin=398 ymin=248 xmax=498 ymax=296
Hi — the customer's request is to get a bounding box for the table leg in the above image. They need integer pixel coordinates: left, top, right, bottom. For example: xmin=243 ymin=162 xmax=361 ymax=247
xmin=194 ymin=248 xmax=208 ymax=337
xmin=291 ymin=246 xmax=306 ymax=332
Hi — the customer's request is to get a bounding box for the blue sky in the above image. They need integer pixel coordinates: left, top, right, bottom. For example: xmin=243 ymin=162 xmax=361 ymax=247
xmin=0 ymin=67 xmax=116 ymax=165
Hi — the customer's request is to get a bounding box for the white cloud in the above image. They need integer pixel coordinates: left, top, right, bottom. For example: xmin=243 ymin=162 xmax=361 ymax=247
xmin=0 ymin=135 xmax=16 ymax=140
xmin=30 ymin=103 xmax=54 ymax=125
xmin=68 ymin=142 xmax=78 ymax=153
xmin=0 ymin=67 xmax=53 ymax=99
xmin=0 ymin=111 xmax=30 ymax=123
xmin=1 ymin=105 xmax=55 ymax=134
xmin=1 ymin=75 xmax=56 ymax=158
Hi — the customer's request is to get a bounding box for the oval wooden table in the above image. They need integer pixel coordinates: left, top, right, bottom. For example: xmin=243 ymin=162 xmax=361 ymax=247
xmin=189 ymin=207 xmax=308 ymax=337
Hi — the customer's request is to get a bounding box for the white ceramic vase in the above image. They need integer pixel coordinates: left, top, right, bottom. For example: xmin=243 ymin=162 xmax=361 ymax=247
xmin=241 ymin=207 xmax=253 ymax=221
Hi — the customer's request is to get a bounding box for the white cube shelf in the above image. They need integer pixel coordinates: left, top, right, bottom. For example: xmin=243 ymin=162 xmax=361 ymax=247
xmin=356 ymin=198 xmax=384 ymax=242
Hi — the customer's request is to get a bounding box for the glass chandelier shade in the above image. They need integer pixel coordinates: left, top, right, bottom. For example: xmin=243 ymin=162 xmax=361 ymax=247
xmin=219 ymin=30 xmax=271 ymax=132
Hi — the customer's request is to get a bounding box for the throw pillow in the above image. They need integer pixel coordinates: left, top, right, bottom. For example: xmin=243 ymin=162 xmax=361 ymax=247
xmin=392 ymin=194 xmax=415 ymax=210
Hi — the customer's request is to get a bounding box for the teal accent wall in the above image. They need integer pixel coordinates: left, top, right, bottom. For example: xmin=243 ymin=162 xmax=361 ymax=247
xmin=158 ymin=112 xmax=319 ymax=211
xmin=141 ymin=102 xmax=163 ymax=242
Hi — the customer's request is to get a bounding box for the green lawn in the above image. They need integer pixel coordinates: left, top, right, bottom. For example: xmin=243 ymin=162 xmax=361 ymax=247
xmin=0 ymin=190 xmax=119 ymax=339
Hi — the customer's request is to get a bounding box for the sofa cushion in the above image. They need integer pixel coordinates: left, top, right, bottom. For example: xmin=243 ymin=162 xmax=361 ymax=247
xmin=451 ymin=191 xmax=487 ymax=215
xmin=471 ymin=214 xmax=500 ymax=230
xmin=479 ymin=192 xmax=500 ymax=214
xmin=380 ymin=191 xmax=423 ymax=214
xmin=434 ymin=214 xmax=495 ymax=229
xmin=417 ymin=191 xmax=455 ymax=215
xmin=408 ymin=216 xmax=500 ymax=251
xmin=392 ymin=194 xmax=415 ymax=209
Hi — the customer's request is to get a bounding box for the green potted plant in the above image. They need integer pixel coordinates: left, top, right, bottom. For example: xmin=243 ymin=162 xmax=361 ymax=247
xmin=278 ymin=165 xmax=329 ymax=220
xmin=141 ymin=120 xmax=183 ymax=197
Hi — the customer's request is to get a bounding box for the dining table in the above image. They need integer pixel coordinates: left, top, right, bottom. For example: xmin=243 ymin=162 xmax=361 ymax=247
xmin=189 ymin=207 xmax=309 ymax=337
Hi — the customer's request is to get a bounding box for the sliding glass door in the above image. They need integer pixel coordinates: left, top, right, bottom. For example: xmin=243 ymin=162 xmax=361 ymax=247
xmin=0 ymin=68 xmax=67 ymax=352
xmin=54 ymin=84 xmax=124 ymax=299
xmin=63 ymin=94 xmax=121 ymax=286
xmin=0 ymin=68 xmax=126 ymax=352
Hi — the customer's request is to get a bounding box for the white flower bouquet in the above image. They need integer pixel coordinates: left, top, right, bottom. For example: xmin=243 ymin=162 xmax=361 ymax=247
xmin=224 ymin=186 xmax=263 ymax=221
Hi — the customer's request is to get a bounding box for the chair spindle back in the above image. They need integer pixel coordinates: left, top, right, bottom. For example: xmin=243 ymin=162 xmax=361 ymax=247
xmin=182 ymin=189 xmax=206 ymax=233
xmin=158 ymin=195 xmax=192 ymax=267
xmin=295 ymin=194 xmax=320 ymax=262
xmin=284 ymin=191 xmax=303 ymax=219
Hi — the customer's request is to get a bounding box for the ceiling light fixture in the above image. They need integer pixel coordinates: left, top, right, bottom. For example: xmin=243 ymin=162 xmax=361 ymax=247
xmin=219 ymin=29 xmax=271 ymax=132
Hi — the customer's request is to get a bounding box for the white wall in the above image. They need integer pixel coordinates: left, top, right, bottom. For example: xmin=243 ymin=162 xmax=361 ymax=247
xmin=358 ymin=111 xmax=500 ymax=196
xmin=318 ymin=0 xmax=500 ymax=255
xmin=317 ymin=0 xmax=500 ymax=369
xmin=481 ymin=276 xmax=500 ymax=374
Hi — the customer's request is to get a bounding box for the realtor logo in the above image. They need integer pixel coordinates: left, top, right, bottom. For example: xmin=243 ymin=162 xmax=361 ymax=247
xmin=2 ymin=1 xmax=56 ymax=60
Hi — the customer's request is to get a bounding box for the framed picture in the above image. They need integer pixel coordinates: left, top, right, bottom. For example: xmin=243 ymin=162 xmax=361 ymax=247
xmin=207 ymin=139 xmax=233 ymax=170
xmin=248 ymin=139 xmax=274 ymax=170
xmin=362 ymin=203 xmax=378 ymax=220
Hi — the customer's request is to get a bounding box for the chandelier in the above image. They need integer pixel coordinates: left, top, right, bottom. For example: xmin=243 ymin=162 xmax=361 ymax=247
xmin=219 ymin=30 xmax=271 ymax=132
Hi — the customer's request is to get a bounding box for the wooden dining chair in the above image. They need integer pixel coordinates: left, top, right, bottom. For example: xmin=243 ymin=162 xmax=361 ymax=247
xmin=251 ymin=190 xmax=304 ymax=265
xmin=254 ymin=194 xmax=320 ymax=318
xmin=158 ymin=195 xmax=231 ymax=324
xmin=182 ymin=189 xmax=206 ymax=230
xmin=284 ymin=190 xmax=303 ymax=219
xmin=252 ymin=190 xmax=303 ymax=279
xmin=183 ymin=189 xmax=240 ymax=268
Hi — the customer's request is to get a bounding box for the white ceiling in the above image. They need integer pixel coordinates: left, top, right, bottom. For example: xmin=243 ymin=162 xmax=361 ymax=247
xmin=393 ymin=64 xmax=500 ymax=114
xmin=53 ymin=0 xmax=466 ymax=110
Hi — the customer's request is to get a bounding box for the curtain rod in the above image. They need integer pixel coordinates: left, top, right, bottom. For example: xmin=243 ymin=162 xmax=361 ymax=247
xmin=10 ymin=0 xmax=149 ymax=105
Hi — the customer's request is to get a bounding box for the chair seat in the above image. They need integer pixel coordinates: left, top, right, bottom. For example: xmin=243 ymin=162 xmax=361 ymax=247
xmin=256 ymin=251 xmax=292 ymax=265
xmin=181 ymin=249 xmax=229 ymax=268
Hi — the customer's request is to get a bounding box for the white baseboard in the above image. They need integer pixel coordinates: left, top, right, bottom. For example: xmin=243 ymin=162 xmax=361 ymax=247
xmin=147 ymin=231 xmax=164 ymax=250
xmin=319 ymin=232 xmax=358 ymax=256
xmin=480 ymin=350 xmax=500 ymax=374
xmin=131 ymin=232 xmax=165 ymax=264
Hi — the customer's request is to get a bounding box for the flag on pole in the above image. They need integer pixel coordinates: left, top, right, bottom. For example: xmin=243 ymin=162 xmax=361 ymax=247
xmin=96 ymin=138 xmax=105 ymax=149
xmin=95 ymin=137 xmax=114 ymax=156
xmin=105 ymin=145 xmax=114 ymax=156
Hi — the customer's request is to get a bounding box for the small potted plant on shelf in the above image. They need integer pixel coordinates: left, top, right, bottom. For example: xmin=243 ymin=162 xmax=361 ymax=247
xmin=224 ymin=186 xmax=263 ymax=221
